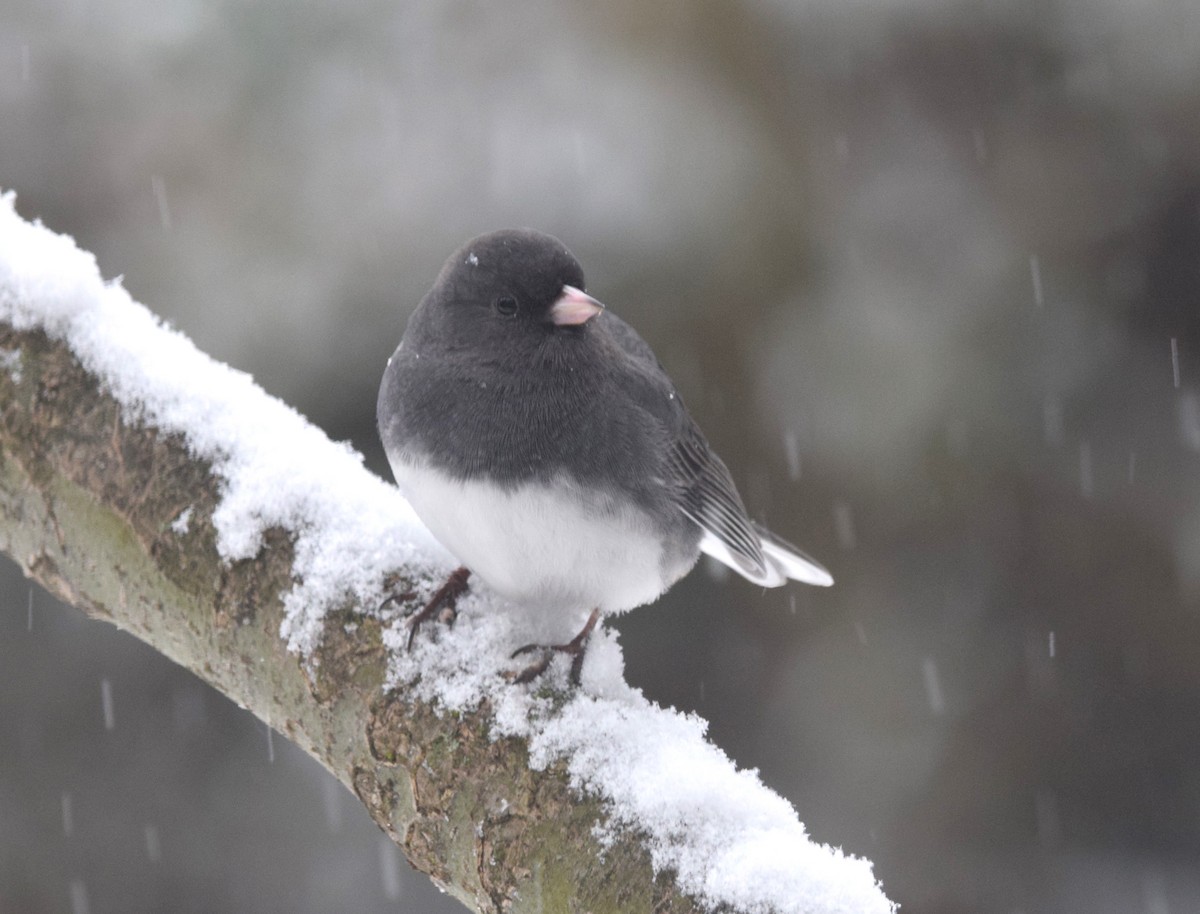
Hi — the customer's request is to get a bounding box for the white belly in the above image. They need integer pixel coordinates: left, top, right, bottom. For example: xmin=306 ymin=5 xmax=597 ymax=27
xmin=391 ymin=457 xmax=690 ymax=620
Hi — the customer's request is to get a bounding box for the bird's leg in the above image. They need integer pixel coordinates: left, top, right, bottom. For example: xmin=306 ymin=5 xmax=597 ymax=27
xmin=382 ymin=567 xmax=471 ymax=650
xmin=509 ymin=607 xmax=601 ymax=686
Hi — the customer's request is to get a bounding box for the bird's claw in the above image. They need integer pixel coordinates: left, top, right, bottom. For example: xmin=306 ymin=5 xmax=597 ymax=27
xmin=390 ymin=567 xmax=471 ymax=650
xmin=506 ymin=608 xmax=600 ymax=687
xmin=505 ymin=650 xmax=557 ymax=685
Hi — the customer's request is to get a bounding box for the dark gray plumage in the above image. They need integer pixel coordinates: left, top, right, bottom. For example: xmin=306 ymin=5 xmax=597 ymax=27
xmin=377 ymin=229 xmax=831 ymax=660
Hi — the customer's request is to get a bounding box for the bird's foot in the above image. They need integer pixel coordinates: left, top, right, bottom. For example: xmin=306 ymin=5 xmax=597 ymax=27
xmin=508 ymin=607 xmax=601 ymax=686
xmin=382 ymin=567 xmax=471 ymax=650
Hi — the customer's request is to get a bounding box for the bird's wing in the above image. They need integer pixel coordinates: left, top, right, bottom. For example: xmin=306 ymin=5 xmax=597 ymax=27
xmin=667 ymin=423 xmax=835 ymax=587
xmin=604 ymin=311 xmax=833 ymax=587
xmin=666 ymin=423 xmax=784 ymax=586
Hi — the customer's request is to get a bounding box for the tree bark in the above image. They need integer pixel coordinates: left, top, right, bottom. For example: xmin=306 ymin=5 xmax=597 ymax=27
xmin=0 ymin=323 xmax=702 ymax=914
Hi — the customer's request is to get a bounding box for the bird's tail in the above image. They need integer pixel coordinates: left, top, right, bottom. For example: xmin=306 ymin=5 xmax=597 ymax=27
xmin=753 ymin=522 xmax=834 ymax=587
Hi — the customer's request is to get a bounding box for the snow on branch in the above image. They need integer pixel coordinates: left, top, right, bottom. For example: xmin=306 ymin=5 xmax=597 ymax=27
xmin=0 ymin=192 xmax=893 ymax=914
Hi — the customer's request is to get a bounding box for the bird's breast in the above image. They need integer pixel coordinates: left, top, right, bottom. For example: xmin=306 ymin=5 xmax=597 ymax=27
xmin=387 ymin=455 xmax=698 ymax=627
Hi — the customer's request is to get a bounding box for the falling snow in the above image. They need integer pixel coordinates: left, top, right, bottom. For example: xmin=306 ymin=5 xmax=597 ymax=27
xmin=921 ymin=657 xmax=945 ymax=716
xmin=1029 ymin=254 xmax=1044 ymax=307
xmin=783 ymin=429 xmax=802 ymax=480
xmin=68 ymin=879 xmax=90 ymax=914
xmin=100 ymin=678 xmax=115 ymax=730
xmin=379 ymin=836 xmax=403 ymax=900
xmin=144 ymin=824 xmax=162 ymax=862
xmin=60 ymin=792 xmax=73 ymax=837
xmin=320 ymin=777 xmax=345 ymax=834
xmin=150 ymin=175 xmax=172 ymax=231
xmin=1179 ymin=393 xmax=1200 ymax=451
xmin=833 ymin=501 xmax=857 ymax=550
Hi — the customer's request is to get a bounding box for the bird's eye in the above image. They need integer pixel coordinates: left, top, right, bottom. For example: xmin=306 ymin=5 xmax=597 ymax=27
xmin=494 ymin=296 xmax=518 ymax=317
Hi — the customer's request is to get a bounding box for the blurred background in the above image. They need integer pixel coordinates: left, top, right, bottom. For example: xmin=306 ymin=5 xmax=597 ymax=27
xmin=3 ymin=1 xmax=1200 ymax=911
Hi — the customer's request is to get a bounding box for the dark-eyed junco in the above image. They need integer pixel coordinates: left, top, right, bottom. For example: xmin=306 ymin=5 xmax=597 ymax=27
xmin=377 ymin=229 xmax=831 ymax=683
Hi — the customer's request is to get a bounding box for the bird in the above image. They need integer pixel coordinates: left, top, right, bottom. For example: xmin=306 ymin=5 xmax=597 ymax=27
xmin=377 ymin=229 xmax=832 ymax=683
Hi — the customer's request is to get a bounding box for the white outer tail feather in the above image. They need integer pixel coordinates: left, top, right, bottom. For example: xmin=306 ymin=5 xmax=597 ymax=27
xmin=760 ymin=536 xmax=834 ymax=587
xmin=698 ymin=527 xmax=834 ymax=588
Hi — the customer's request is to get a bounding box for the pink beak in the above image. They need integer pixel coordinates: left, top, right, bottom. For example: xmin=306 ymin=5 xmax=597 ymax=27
xmin=549 ymin=285 xmax=605 ymax=326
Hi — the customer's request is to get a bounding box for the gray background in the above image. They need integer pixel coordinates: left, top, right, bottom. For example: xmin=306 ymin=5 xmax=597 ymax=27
xmin=3 ymin=1 xmax=1200 ymax=912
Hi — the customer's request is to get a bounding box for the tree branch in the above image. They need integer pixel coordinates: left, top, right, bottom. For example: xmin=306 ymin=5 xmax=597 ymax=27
xmin=0 ymin=197 xmax=891 ymax=914
xmin=0 ymin=323 xmax=698 ymax=912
